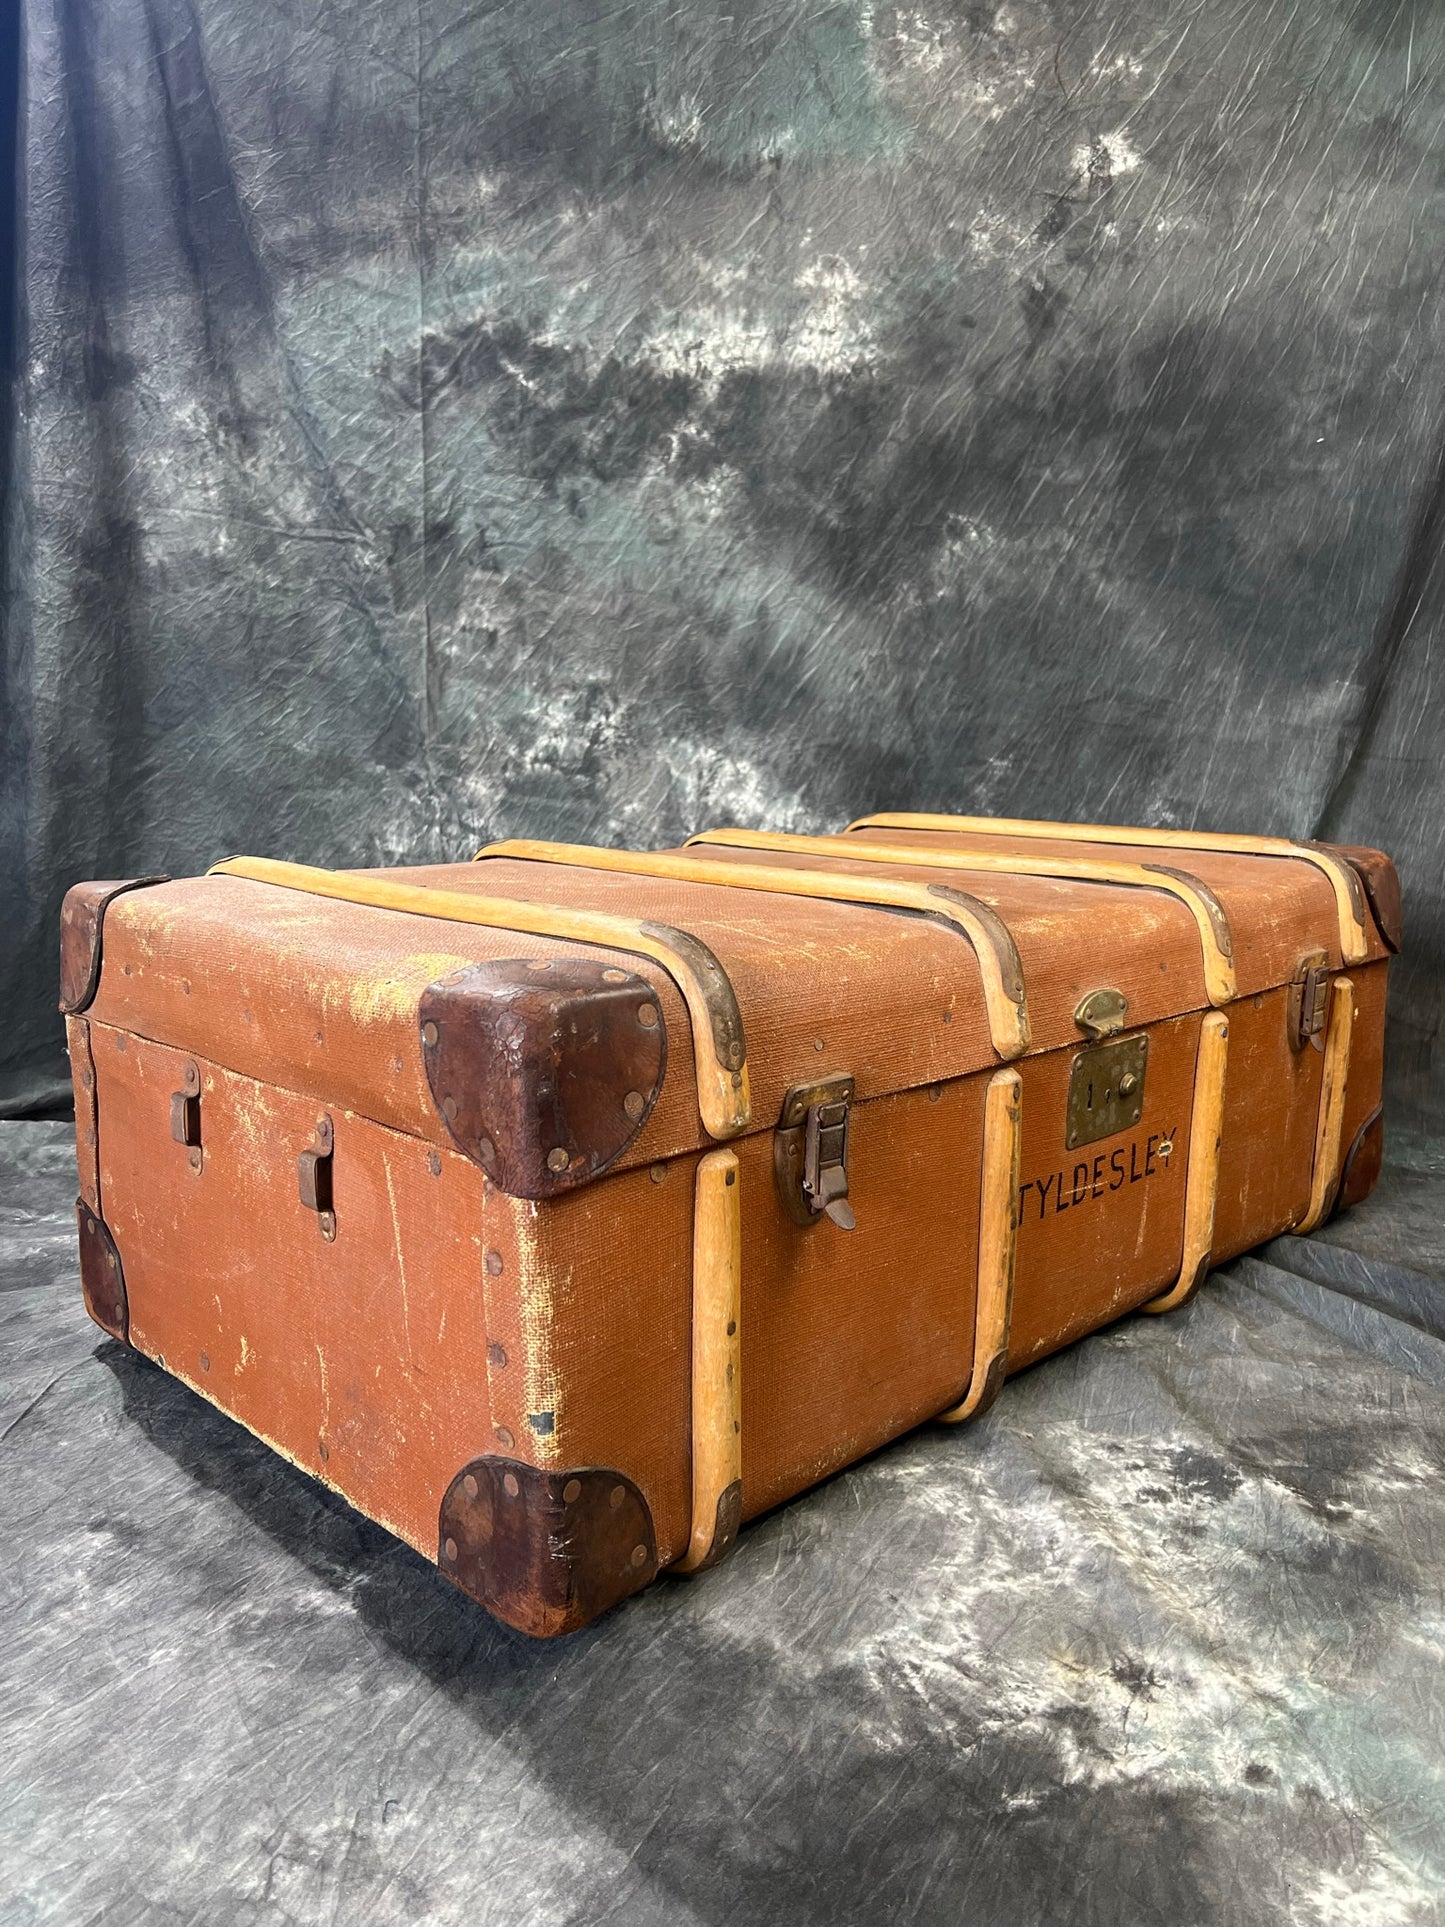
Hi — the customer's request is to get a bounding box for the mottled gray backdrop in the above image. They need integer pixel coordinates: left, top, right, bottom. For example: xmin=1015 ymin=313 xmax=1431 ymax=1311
xmin=4 ymin=0 xmax=1444 ymax=1117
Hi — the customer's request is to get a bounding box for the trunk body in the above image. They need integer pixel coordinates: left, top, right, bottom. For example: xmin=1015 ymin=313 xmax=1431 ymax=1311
xmin=63 ymin=818 xmax=1395 ymax=1636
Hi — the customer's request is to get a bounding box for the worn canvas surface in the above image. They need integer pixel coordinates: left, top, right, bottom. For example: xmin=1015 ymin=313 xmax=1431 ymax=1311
xmin=4 ymin=1122 xmax=1445 ymax=1924
xmin=4 ymin=0 xmax=1445 ymax=1121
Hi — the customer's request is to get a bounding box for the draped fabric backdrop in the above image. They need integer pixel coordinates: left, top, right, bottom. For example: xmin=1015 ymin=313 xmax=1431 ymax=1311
xmin=4 ymin=0 xmax=1443 ymax=1120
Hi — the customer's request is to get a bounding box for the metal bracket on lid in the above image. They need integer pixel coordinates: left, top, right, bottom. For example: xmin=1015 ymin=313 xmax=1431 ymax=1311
xmin=774 ymin=1075 xmax=857 ymax=1230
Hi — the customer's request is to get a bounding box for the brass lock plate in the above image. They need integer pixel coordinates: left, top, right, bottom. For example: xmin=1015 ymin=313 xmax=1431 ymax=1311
xmin=1066 ymin=1034 xmax=1148 ymax=1150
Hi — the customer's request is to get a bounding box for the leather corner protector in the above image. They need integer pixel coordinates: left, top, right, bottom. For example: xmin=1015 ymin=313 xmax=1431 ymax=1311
xmin=1322 ymin=846 xmax=1402 ymax=954
xmin=59 ymin=876 xmax=171 ymax=1013
xmin=438 ymin=1458 xmax=658 ymax=1637
xmin=76 ymin=1199 xmax=129 ymax=1341
xmin=420 ymin=958 xmax=666 ymax=1197
xmin=1336 ymin=1105 xmax=1385 ymax=1215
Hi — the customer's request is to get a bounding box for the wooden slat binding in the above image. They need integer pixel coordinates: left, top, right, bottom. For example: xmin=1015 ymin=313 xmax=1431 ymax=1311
xmin=846 ymin=811 xmax=1369 ymax=965
xmin=686 ymin=829 xmax=1239 ymax=1008
xmin=1143 ymin=1010 xmax=1230 ymax=1314
xmin=675 ymin=1147 xmax=744 ymax=1574
xmin=1296 ymin=978 xmax=1356 ymax=1234
xmin=939 ymin=1067 xmax=1022 ymax=1423
xmin=207 ymin=856 xmax=751 ymax=1140
xmin=476 ymin=838 xmax=1031 ymax=1059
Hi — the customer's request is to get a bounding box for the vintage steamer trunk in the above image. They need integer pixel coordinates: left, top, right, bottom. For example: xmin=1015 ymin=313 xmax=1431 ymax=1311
xmin=61 ymin=816 xmax=1397 ymax=1635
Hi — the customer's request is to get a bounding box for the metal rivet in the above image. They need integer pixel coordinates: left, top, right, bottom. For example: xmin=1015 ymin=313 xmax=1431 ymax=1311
xmin=725 ymin=1170 xmax=736 ymax=1187
xmin=649 ymin=1163 xmax=668 ymax=1184
xmin=477 ymin=1137 xmax=496 ymax=1169
xmin=115 ymin=1035 xmax=125 ymax=1050
xmin=463 ymin=1474 xmax=479 ymax=1500
xmin=623 ymin=1090 xmax=645 ymax=1120
xmin=813 ymin=1038 xmax=825 ymax=1052
xmin=727 ymin=1320 xmax=737 ymax=1337
xmin=929 ymin=1084 xmax=943 ymax=1102
xmin=187 ymin=1148 xmax=202 ymax=1172
xmin=487 ymin=1343 xmax=508 ymax=1369
xmin=391 ymin=1055 xmax=403 ymax=1074
xmin=603 ymin=968 xmax=627 ymax=983
xmin=443 ymin=1536 xmax=458 ymax=1563
xmin=318 ymin=1438 xmax=329 ymax=1462
xmin=527 ymin=959 xmax=551 ymax=972
xmin=943 ymin=1010 xmax=954 ymax=1024
xmin=320 ymin=1212 xmax=337 ymax=1242
xmin=122 ymin=964 xmax=131 ymax=976
xmin=427 ymin=1150 xmax=442 ymax=1177
xmin=728 ymin=1042 xmax=744 ymax=1067
xmin=733 ymin=1419 xmax=740 ymax=1434
xmin=485 ymin=1249 xmax=504 ymax=1276
xmin=637 ymin=1004 xmax=658 ymax=1029
xmin=495 ymin=1425 xmax=514 ymax=1448
xmin=182 ymin=980 xmax=191 ymax=996
xmin=199 ymin=1353 xmax=210 ymax=1372
xmin=546 ymin=1147 xmax=569 ymax=1173
xmin=442 ymin=1094 xmax=458 ymax=1120
xmin=610 ymin=1485 xmax=625 ymax=1510
xmin=314 ymin=1032 xmax=324 ymax=1045
xmin=503 ymin=1473 xmax=520 ymax=1498
xmin=563 ymin=1478 xmax=582 ymax=1503
xmin=631 ymin=1544 xmax=648 ymax=1567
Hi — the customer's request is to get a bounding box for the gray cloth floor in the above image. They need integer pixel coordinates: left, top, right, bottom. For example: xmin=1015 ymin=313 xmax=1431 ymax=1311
xmin=3 ymin=1121 xmax=1444 ymax=1927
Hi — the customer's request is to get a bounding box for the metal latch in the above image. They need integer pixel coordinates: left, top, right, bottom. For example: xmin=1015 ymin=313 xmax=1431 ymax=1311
xmin=774 ymin=1075 xmax=856 ymax=1230
xmin=1289 ymin=951 xmax=1330 ymax=1053
xmin=298 ymin=1114 xmax=337 ymax=1241
xmin=170 ymin=1059 xmax=203 ymax=1174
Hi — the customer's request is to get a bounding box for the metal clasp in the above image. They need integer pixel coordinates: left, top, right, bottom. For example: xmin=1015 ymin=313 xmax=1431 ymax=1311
xmin=1289 ymin=951 xmax=1330 ymax=1053
xmin=170 ymin=1059 xmax=203 ymax=1174
xmin=774 ymin=1075 xmax=856 ymax=1230
xmin=298 ymin=1115 xmax=337 ymax=1240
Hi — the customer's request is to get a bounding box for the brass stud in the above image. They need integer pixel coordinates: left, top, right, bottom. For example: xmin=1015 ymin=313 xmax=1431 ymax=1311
xmin=609 ymin=1485 xmax=625 ymax=1510
xmin=485 ymin=1249 xmax=505 ymax=1277
xmin=726 ymin=1320 xmax=737 ymax=1337
xmin=637 ymin=1004 xmax=658 ymax=1029
xmin=546 ymin=1147 xmax=569 ymax=1173
xmin=199 ymin=1353 xmax=210 ymax=1372
xmin=442 ymin=1094 xmax=458 ymax=1120
xmin=623 ymin=1090 xmax=645 ymax=1121
xmin=503 ymin=1472 xmax=520 ymax=1498
xmin=813 ymin=1038 xmax=825 ymax=1053
xmin=495 ymin=1425 xmax=514 ymax=1448
xmin=527 ymin=959 xmax=551 ymax=972
xmin=487 ymin=1342 xmax=508 ymax=1369
xmin=563 ymin=1478 xmax=582 ymax=1503
xmin=630 ymin=1544 xmax=648 ymax=1567
xmin=318 ymin=1438 xmax=329 ymax=1462
xmin=443 ymin=1536 xmax=458 ymax=1563
xmin=603 ymin=968 xmax=627 ymax=983
xmin=422 ymin=1022 xmax=439 ymax=1047
xmin=463 ymin=1473 xmax=479 ymax=1500
xmin=427 ymin=1150 xmax=442 ymax=1177
xmin=187 ymin=1148 xmax=202 ymax=1173
xmin=477 ymin=1137 xmax=496 ymax=1170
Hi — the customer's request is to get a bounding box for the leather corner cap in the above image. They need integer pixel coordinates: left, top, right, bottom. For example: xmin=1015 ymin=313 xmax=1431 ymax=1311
xmin=1317 ymin=845 xmax=1402 ymax=953
xmin=438 ymin=1459 xmax=658 ymax=1637
xmin=59 ymin=876 xmax=170 ymax=1013
xmin=419 ymin=957 xmax=666 ymax=1197
xmin=77 ymin=1200 xmax=128 ymax=1341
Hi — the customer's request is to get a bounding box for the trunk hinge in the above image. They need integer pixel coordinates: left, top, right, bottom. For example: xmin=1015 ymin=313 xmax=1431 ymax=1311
xmin=774 ymin=1075 xmax=856 ymax=1230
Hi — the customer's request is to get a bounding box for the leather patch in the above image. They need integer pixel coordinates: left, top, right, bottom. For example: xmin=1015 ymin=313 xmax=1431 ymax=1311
xmin=1336 ymin=1105 xmax=1385 ymax=1214
xmin=76 ymin=1200 xmax=128 ymax=1341
xmin=420 ymin=958 xmax=666 ymax=1197
xmin=1325 ymin=846 xmax=1402 ymax=953
xmin=59 ymin=876 xmax=170 ymax=1013
xmin=438 ymin=1458 xmax=658 ymax=1637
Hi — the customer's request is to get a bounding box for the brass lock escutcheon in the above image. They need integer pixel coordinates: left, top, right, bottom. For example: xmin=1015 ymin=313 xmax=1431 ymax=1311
xmin=774 ymin=1074 xmax=856 ymax=1230
xmin=170 ymin=1059 xmax=203 ymax=1174
xmin=1066 ymin=1034 xmax=1148 ymax=1150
